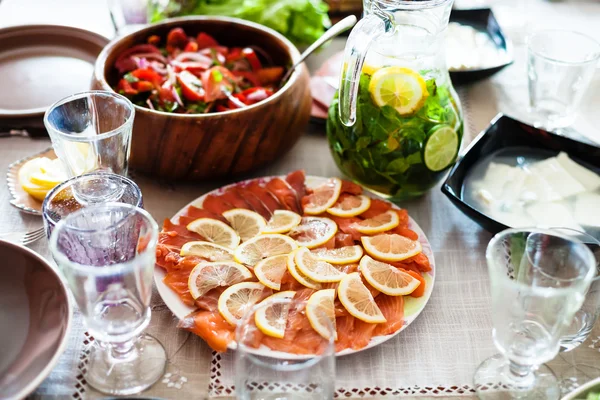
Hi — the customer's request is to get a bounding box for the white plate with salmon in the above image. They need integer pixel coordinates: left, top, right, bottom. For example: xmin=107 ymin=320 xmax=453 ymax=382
xmin=154 ymin=171 xmax=435 ymax=357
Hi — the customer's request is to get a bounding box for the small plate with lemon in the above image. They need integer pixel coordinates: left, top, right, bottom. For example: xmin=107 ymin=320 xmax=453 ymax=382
xmin=154 ymin=173 xmax=435 ymax=358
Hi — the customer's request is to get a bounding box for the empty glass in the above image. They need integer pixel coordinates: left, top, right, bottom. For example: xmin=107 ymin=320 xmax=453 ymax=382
xmin=473 ymin=228 xmax=596 ymax=400
xmin=42 ymin=172 xmax=143 ymax=239
xmin=44 ymin=91 xmax=134 ymax=178
xmin=235 ymin=297 xmax=335 ymax=400
xmin=527 ymin=30 xmax=600 ymax=131
xmin=49 ymin=203 xmax=166 ymax=395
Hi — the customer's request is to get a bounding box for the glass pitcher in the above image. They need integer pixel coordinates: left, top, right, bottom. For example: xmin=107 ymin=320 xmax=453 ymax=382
xmin=327 ymin=0 xmax=463 ymax=201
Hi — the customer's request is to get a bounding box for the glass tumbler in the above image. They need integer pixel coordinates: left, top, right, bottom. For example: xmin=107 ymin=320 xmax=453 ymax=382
xmin=42 ymin=172 xmax=143 ymax=239
xmin=473 ymin=228 xmax=596 ymax=400
xmin=527 ymin=30 xmax=600 ymax=131
xmin=49 ymin=203 xmax=167 ymax=396
xmin=44 ymin=91 xmax=134 ymax=178
xmin=235 ymin=297 xmax=336 ymax=400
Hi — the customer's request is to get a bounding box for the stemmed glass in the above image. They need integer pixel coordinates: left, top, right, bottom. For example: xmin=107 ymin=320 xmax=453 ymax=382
xmin=474 ymin=228 xmax=596 ymax=400
xmin=235 ymin=297 xmax=336 ymax=400
xmin=49 ymin=202 xmax=167 ymax=395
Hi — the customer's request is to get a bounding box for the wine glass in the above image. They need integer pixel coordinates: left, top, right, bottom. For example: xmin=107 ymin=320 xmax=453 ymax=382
xmin=49 ymin=203 xmax=167 ymax=395
xmin=473 ymin=228 xmax=596 ymax=400
xmin=235 ymin=296 xmax=336 ymax=400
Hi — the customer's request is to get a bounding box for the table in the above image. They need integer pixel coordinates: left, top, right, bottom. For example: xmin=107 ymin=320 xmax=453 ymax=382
xmin=1 ymin=0 xmax=599 ymax=398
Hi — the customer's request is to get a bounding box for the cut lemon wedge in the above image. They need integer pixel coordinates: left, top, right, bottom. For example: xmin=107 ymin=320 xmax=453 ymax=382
xmin=303 ymin=178 xmax=342 ymax=215
xmin=234 ymin=233 xmax=298 ymax=266
xmin=369 ymin=66 xmax=428 ymax=115
xmin=187 ymin=218 xmax=240 ymax=249
xmin=222 ymin=208 xmax=267 ymax=242
xmin=254 ymin=254 xmax=289 ymax=290
xmin=295 ymin=247 xmax=346 ymax=283
xmin=262 ymin=210 xmax=302 ymax=234
xmin=254 ymin=291 xmax=296 ymax=338
xmin=18 ymin=157 xmax=67 ymax=201
xmin=361 ymin=234 xmax=422 ymax=262
xmin=337 ymin=272 xmax=386 ymax=324
xmin=188 ymin=261 xmax=252 ymax=300
xmin=359 ymin=255 xmax=421 ymax=296
xmin=306 ymin=289 xmax=337 ymax=340
xmin=180 ymin=241 xmax=234 ymax=261
xmin=218 ymin=282 xmax=265 ymax=326
xmin=288 ymin=217 xmax=338 ymax=249
xmin=286 ymin=249 xmax=322 ymax=290
xmin=327 ymin=194 xmax=371 ymax=217
xmin=354 ymin=210 xmax=400 ymax=234
xmin=312 ymin=245 xmax=364 ymax=265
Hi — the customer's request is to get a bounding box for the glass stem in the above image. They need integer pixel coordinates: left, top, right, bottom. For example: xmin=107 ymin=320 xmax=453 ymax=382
xmin=109 ymin=336 xmax=138 ymax=361
xmin=505 ymin=360 xmax=535 ymax=389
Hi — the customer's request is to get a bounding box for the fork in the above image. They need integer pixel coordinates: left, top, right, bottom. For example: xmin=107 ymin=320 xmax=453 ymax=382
xmin=0 ymin=227 xmax=46 ymax=246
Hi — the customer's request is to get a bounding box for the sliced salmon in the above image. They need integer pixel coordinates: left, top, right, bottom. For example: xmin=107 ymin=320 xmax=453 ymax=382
xmin=390 ymin=226 xmax=419 ymax=241
xmin=163 ymin=256 xmax=204 ymax=306
xmin=195 ymin=287 xmax=227 ymax=311
xmin=220 ymin=187 xmax=254 ymax=210
xmin=285 ymin=170 xmax=306 ymax=200
xmin=335 ymin=232 xmax=355 ymax=247
xmin=235 ymin=187 xmax=272 ymax=219
xmin=327 ymin=215 xmax=363 ymax=241
xmin=374 ymin=295 xmax=404 ymax=336
xmin=360 ymin=199 xmax=392 ymax=219
xmin=405 ymin=252 xmax=431 ymax=272
xmin=182 ymin=205 xmax=228 ymax=223
xmin=265 ymin=178 xmax=302 ymax=214
xmin=179 ymin=310 xmax=235 ymax=352
xmin=159 ymin=219 xmax=205 ymax=249
xmin=202 ymin=194 xmax=235 ymax=215
xmin=244 ymin=181 xmax=283 ymax=213
xmin=341 ymin=180 xmax=362 ymax=195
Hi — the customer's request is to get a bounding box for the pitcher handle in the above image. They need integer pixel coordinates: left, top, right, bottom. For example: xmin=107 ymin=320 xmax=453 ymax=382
xmin=338 ymin=14 xmax=385 ymax=127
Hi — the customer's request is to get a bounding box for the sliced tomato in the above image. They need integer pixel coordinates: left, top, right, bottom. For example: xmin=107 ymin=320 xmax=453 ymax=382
xmin=147 ymin=35 xmax=160 ymax=46
xmin=241 ymin=87 xmax=273 ymax=104
xmin=226 ymin=47 xmax=243 ymax=63
xmin=230 ymin=70 xmax=260 ymax=87
xmin=242 ymin=48 xmax=262 ymax=71
xmin=158 ymin=87 xmax=176 ymax=103
xmin=117 ymin=79 xmax=138 ymax=95
xmin=257 ymin=67 xmax=284 ymax=85
xmin=201 ymin=66 xmax=236 ymax=102
xmin=196 ymin=32 xmax=219 ymax=49
xmin=132 ymin=80 xmax=154 ymax=92
xmin=216 ymin=105 xmax=230 ymax=112
xmin=131 ymin=68 xmax=163 ymax=87
xmin=167 ymin=27 xmax=189 ymax=49
xmin=184 ymin=40 xmax=199 ymax=52
xmin=227 ymin=93 xmax=247 ymax=109
xmin=177 ymin=71 xmax=205 ymax=102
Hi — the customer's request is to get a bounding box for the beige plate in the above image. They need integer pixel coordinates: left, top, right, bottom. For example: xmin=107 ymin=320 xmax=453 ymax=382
xmin=6 ymin=147 xmax=57 ymax=216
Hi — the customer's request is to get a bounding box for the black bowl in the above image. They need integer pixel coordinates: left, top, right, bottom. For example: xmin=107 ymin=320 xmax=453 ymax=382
xmin=441 ymin=113 xmax=600 ymax=239
xmin=448 ymin=8 xmax=513 ymax=85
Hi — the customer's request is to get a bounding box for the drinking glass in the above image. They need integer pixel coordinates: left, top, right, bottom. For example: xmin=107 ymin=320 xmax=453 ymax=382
xmin=527 ymin=30 xmax=600 ymax=131
xmin=108 ymin=0 xmax=149 ymax=35
xmin=235 ymin=297 xmax=336 ymax=400
xmin=473 ymin=228 xmax=596 ymax=400
xmin=49 ymin=203 xmax=167 ymax=395
xmin=42 ymin=172 xmax=143 ymax=239
xmin=44 ymin=91 xmax=134 ymax=178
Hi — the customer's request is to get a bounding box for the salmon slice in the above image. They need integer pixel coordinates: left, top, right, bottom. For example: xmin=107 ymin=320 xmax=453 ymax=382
xmin=341 ymin=180 xmax=362 ymax=195
xmin=335 ymin=315 xmax=377 ymax=352
xmin=285 ymin=170 xmax=306 ymax=200
xmin=327 ymin=215 xmax=363 ymax=241
xmin=202 ymin=193 xmax=235 ymax=215
xmin=220 ymin=187 xmax=254 ymax=210
xmin=179 ymin=310 xmax=235 ymax=352
xmin=159 ymin=219 xmax=205 ymax=249
xmin=279 ymin=270 xmax=307 ymax=291
xmin=405 ymin=253 xmax=431 ymax=272
xmin=388 ymin=260 xmax=421 ymax=274
xmin=162 ymin=256 xmax=204 ymax=306
xmin=195 ymin=286 xmax=226 ymax=311
xmin=182 ymin=205 xmax=228 ymax=223
xmin=374 ymin=295 xmax=404 ymax=336
xmin=394 ymin=209 xmax=410 ymax=228
xmin=360 ymin=199 xmax=392 ymax=219
xmin=390 ymin=226 xmax=419 ymax=241
xmin=335 ymin=232 xmax=355 ymax=247
xmin=244 ymin=181 xmax=283 ymax=213
xmin=235 ymin=187 xmax=272 ymax=219
xmin=314 ymin=235 xmax=336 ymax=250
xmin=265 ymin=178 xmax=302 ymax=214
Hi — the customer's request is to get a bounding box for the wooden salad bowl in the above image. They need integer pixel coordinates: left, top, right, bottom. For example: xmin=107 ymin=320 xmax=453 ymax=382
xmin=92 ymin=16 xmax=312 ymax=180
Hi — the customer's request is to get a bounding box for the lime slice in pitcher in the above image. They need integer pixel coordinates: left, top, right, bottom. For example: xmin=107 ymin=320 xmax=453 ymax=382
xmin=424 ymin=125 xmax=459 ymax=172
xmin=369 ymin=67 xmax=428 ymax=115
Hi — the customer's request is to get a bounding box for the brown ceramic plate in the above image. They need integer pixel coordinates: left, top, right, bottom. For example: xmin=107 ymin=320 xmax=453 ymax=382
xmin=0 ymin=25 xmax=109 ymax=133
xmin=0 ymin=240 xmax=72 ymax=399
xmin=6 ymin=147 xmax=57 ymax=216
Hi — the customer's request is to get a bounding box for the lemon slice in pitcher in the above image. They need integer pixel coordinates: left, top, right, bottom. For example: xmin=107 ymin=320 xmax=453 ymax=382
xmin=369 ymin=67 xmax=428 ymax=115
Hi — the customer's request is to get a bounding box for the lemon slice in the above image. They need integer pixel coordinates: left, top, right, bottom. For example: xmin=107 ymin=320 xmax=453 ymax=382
xmin=288 ymin=217 xmax=338 ymax=249
xmin=306 ymin=289 xmax=337 ymax=340
xmin=222 ymin=208 xmax=267 ymax=242
xmin=327 ymin=194 xmax=371 ymax=217
xmin=361 ymin=234 xmax=422 ymax=262
xmin=359 ymin=255 xmax=421 ymax=296
xmin=337 ymin=272 xmax=386 ymax=324
xmin=369 ymin=66 xmax=428 ymax=115
xmin=63 ymin=141 xmax=98 ymax=175
xmin=234 ymin=233 xmax=298 ymax=266
xmin=262 ymin=210 xmax=302 ymax=234
xmin=254 ymin=254 xmax=289 ymax=290
xmin=286 ymin=249 xmax=322 ymax=290
xmin=18 ymin=157 xmax=67 ymax=201
xmin=180 ymin=241 xmax=235 ymax=261
xmin=303 ymin=178 xmax=342 ymax=215
xmin=424 ymin=125 xmax=459 ymax=172
xmin=254 ymin=291 xmax=296 ymax=338
xmin=312 ymin=245 xmax=364 ymax=265
xmin=187 ymin=218 xmax=240 ymax=249
xmin=218 ymin=282 xmax=265 ymax=325
xmin=354 ymin=210 xmax=400 ymax=234
xmin=295 ymin=247 xmax=346 ymax=283
xmin=188 ymin=261 xmax=252 ymax=300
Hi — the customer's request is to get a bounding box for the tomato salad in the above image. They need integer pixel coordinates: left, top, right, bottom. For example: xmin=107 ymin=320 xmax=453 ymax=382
xmin=113 ymin=27 xmax=285 ymax=114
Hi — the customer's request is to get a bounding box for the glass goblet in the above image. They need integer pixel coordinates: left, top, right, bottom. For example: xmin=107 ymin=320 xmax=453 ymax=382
xmin=474 ymin=228 xmax=596 ymax=400
xmin=49 ymin=203 xmax=166 ymax=395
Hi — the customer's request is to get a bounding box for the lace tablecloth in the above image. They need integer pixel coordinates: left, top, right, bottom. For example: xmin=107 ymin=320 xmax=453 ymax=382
xmin=0 ymin=0 xmax=598 ymax=398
